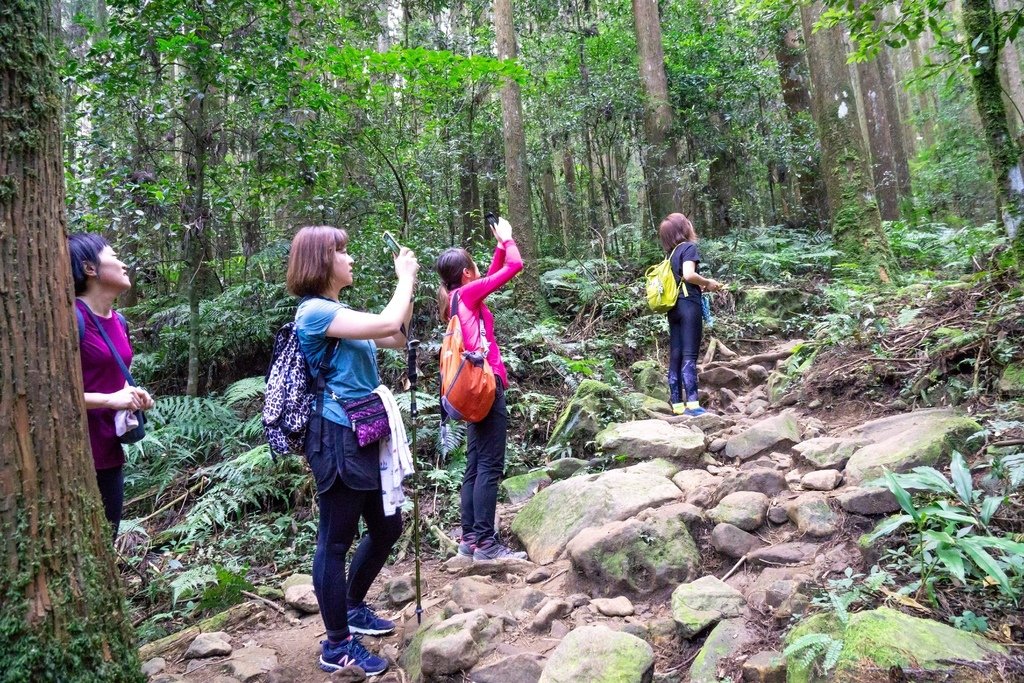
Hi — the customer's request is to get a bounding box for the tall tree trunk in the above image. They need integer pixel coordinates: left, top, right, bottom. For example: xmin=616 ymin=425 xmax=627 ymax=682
xmin=801 ymin=1 xmax=891 ymax=271
xmin=776 ymin=27 xmax=829 ymax=229
xmin=559 ymin=136 xmax=578 ymax=251
xmin=612 ymin=142 xmax=633 ymax=227
xmin=493 ymin=0 xmax=536 ymax=263
xmin=539 ymin=159 xmax=562 ymax=241
xmin=632 ymin=0 xmax=682 ymax=226
xmin=875 ymin=47 xmax=912 ymax=200
xmin=962 ymin=0 xmax=1024 ymax=243
xmin=856 ymin=54 xmax=902 ymax=219
xmin=908 ymin=36 xmax=937 ymax=147
xmin=0 ymin=2 xmax=142 ymax=679
xmin=994 ymin=0 xmax=1024 ymax=137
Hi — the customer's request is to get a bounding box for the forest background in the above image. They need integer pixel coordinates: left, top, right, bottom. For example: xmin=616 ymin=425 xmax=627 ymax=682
xmin=3 ymin=0 xmax=1024 ymax=677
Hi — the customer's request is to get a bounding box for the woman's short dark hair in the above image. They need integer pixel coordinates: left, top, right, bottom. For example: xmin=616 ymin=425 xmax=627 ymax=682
xmin=658 ymin=213 xmax=698 ymax=253
xmin=286 ymin=226 xmax=348 ymax=298
xmin=435 ymin=247 xmax=474 ymax=322
xmin=68 ymin=233 xmax=110 ymax=295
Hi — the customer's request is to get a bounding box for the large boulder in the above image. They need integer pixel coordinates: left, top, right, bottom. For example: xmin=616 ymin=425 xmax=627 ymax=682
xmin=512 ymin=460 xmax=683 ymax=565
xmin=792 ymin=437 xmax=869 ymax=470
xmin=538 ymin=625 xmax=654 ymax=683
xmin=595 ymin=419 xmax=705 ymax=463
xmin=566 ymin=503 xmax=700 ymax=595
xmin=400 ymin=610 xmax=504 ymax=682
xmin=725 ymin=411 xmax=802 ymax=460
xmin=784 ymin=607 xmax=1007 ymax=683
xmin=843 ymin=410 xmax=982 ymax=484
xmin=708 ymin=491 xmax=769 ymax=532
xmin=631 ymin=360 xmax=669 ymax=402
xmin=688 ymin=619 xmax=757 ymax=682
xmin=548 ymin=380 xmax=639 ymax=453
xmin=670 ymin=576 xmax=746 ymax=638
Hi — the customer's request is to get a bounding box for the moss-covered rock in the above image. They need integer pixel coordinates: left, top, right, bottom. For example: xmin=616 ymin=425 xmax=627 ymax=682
xmin=843 ymin=411 xmax=982 ymax=484
xmin=725 ymin=410 xmax=802 ymax=460
xmin=595 ymin=419 xmax=706 ymax=464
xmin=999 ymin=362 xmax=1024 ymax=397
xmin=629 ymin=392 xmax=673 ymax=415
xmin=511 ymin=460 xmax=683 ymax=565
xmin=400 ymin=609 xmax=503 ymax=682
xmin=545 ymin=457 xmax=589 ymax=480
xmin=500 ymin=470 xmax=552 ymax=505
xmin=566 ymin=503 xmax=700 ymax=596
xmin=670 ymin=576 xmax=746 ymax=638
xmin=548 ymin=379 xmax=639 ymax=454
xmin=689 ymin=619 xmax=757 ymax=682
xmin=784 ymin=607 xmax=1007 ymax=683
xmin=631 ymin=360 xmax=669 ymax=402
xmin=538 ymin=625 xmax=654 ymax=683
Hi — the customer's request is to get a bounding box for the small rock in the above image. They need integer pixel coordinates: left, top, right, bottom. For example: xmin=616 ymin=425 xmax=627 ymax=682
xmin=567 ymin=593 xmax=591 ymax=609
xmin=713 ymin=468 xmax=787 ymax=501
xmin=220 ymin=647 xmax=278 ymax=682
xmin=671 ymin=577 xmax=745 ymax=639
xmin=284 ymin=584 xmax=320 ymax=614
xmin=386 ymin=575 xmax=416 ymax=606
xmin=711 ymin=523 xmax=765 ymax=558
xmin=210 ymin=677 xmax=241 ymax=683
xmin=590 ymin=596 xmax=634 ymax=617
xmin=800 ymin=469 xmax=843 ymax=491
xmin=327 ymin=666 xmax=367 ymax=682
xmin=742 ymin=650 xmax=786 ymax=683
xmin=746 ymin=399 xmax=769 ymax=416
xmin=470 ymin=653 xmax=545 ymax=683
xmin=748 ymin=542 xmax=820 ymax=566
xmin=451 ymin=576 xmax=501 ymax=611
xmin=531 ymin=599 xmax=572 ymax=633
xmin=149 ymin=676 xmax=186 ymax=683
xmin=709 ymin=437 xmax=727 ymax=453
xmin=526 ymin=567 xmax=552 ymax=584
xmin=766 ymin=505 xmax=789 ymax=524
xmin=504 ymin=588 xmax=548 ymax=614
xmin=550 ymin=619 xmax=570 ymax=639
xmin=281 ymin=573 xmax=313 ymax=591
xmin=142 ymin=658 xmax=166 ymax=678
xmin=708 ymin=491 xmax=769 ymax=531
xmin=837 ymin=487 xmax=900 ymax=515
xmin=784 ymin=469 xmax=802 ymax=485
xmin=185 ymin=632 xmax=233 ymax=659
xmin=266 ymin=666 xmax=304 ymax=683
xmin=418 ymin=610 xmax=503 ymax=677
xmin=546 ymin=457 xmax=589 ymax=480
xmin=807 ymin=399 xmax=822 ymax=409
xmin=786 ymin=493 xmax=838 ymax=537
xmin=746 ymin=364 xmax=770 ymax=384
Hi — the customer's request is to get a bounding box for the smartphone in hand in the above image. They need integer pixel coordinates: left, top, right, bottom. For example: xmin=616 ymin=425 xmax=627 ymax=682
xmin=382 ymin=230 xmax=401 ymax=256
xmin=484 ymin=212 xmax=498 ymax=230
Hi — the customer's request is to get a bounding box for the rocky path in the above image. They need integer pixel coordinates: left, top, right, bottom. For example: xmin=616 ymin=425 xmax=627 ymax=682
xmin=142 ymin=341 xmax=1011 ymax=683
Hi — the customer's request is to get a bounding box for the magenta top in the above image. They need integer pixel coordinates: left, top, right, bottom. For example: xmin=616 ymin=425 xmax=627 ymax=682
xmin=76 ymin=299 xmax=133 ymax=471
xmin=453 ymin=239 xmax=523 ymax=387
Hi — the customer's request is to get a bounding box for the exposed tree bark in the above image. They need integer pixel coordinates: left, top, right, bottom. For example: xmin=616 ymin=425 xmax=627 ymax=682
xmin=962 ymin=0 xmax=1024 ymax=244
xmin=632 ymin=0 xmax=682 ymax=226
xmin=994 ymin=0 xmax=1024 ymax=137
xmin=856 ymin=53 xmax=903 ymax=219
xmin=612 ymin=142 xmax=633 ymax=227
xmin=558 ymin=136 xmax=578 ymax=251
xmin=801 ymin=1 xmax=891 ymax=271
xmin=0 ymin=2 xmax=143 ymax=679
xmin=907 ymin=37 xmax=937 ymax=148
xmin=875 ymin=47 xmax=912 ymax=200
xmin=493 ymin=0 xmax=536 ymax=263
xmin=539 ymin=159 xmax=562 ymax=241
xmin=775 ymin=27 xmax=829 ymax=229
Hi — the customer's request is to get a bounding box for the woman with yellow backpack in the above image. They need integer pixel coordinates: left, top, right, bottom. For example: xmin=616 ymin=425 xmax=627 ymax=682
xmin=658 ymin=213 xmax=724 ymax=416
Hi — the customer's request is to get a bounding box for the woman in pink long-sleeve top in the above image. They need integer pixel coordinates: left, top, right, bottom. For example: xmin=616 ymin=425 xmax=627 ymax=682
xmin=435 ymin=216 xmax=527 ymax=561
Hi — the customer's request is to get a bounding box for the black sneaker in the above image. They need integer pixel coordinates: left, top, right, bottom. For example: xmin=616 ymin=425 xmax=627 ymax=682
xmin=473 ymin=540 xmax=527 ymax=561
xmin=319 ymin=636 xmax=387 ymax=675
xmin=347 ymin=602 xmax=396 ymax=636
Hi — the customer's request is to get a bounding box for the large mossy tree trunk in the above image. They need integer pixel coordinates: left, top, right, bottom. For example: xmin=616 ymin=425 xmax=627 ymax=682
xmin=801 ymin=1 xmax=892 ymax=274
xmin=632 ymin=0 xmax=683 ymax=228
xmin=0 ymin=2 xmax=142 ymax=680
xmin=776 ymin=27 xmax=830 ymax=229
xmin=962 ymin=0 xmax=1024 ymax=247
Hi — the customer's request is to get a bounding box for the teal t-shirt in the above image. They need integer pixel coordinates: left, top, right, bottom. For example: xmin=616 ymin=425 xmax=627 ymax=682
xmin=295 ymin=297 xmax=380 ymax=426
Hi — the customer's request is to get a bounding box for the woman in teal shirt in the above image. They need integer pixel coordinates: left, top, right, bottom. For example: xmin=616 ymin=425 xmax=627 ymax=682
xmin=288 ymin=225 xmax=418 ymax=675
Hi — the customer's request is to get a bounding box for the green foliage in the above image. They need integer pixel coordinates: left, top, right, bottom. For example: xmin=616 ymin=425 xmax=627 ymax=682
xmin=783 ymin=632 xmax=845 ymax=675
xmin=866 ymin=452 xmax=1024 ymax=602
xmin=951 ymin=610 xmax=989 ymax=633
xmin=702 ymin=226 xmax=839 ymax=282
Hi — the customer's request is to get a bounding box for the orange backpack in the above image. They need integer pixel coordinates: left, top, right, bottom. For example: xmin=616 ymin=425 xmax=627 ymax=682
xmin=439 ymin=291 xmax=496 ymax=422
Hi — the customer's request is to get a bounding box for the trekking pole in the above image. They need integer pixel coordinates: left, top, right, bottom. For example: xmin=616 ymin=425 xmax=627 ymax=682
xmin=405 ymin=329 xmax=424 ymax=625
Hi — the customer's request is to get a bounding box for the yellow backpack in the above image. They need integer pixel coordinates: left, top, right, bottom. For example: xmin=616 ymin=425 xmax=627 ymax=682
xmin=645 ymin=244 xmax=688 ymax=313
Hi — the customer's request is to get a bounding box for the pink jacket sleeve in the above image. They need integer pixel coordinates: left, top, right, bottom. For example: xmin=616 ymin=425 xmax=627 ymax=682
xmin=458 ymin=240 xmax=523 ymax=311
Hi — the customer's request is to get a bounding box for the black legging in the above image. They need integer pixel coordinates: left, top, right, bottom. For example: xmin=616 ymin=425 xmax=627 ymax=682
xmin=95 ymin=465 xmax=124 ymax=543
xmin=313 ymin=478 xmax=403 ymax=642
xmin=461 ymin=380 xmax=507 ymax=544
xmin=668 ymin=299 xmax=703 ymax=406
